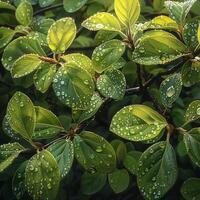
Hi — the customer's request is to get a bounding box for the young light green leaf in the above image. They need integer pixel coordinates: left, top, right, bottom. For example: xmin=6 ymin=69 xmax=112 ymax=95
xmin=73 ymin=131 xmax=116 ymax=173
xmin=82 ymin=12 xmax=121 ymax=32
xmin=15 ymin=0 xmax=33 ymax=26
xmin=132 ymin=30 xmax=188 ymax=65
xmin=181 ymin=178 xmax=200 ymax=200
xmin=11 ymin=54 xmax=42 ymax=78
xmin=165 ymin=0 xmax=197 ymax=25
xmin=33 ymin=106 xmax=63 ymax=140
xmin=12 ymin=161 xmax=27 ymax=200
xmin=0 ymin=27 xmax=15 ymax=48
xmin=39 ymin=0 xmax=55 ymax=7
xmin=7 ymin=92 xmax=36 ymax=140
xmin=108 ymin=169 xmax=129 ymax=193
xmin=47 ymin=17 xmax=76 ymax=53
xmin=2 ymin=36 xmax=45 ymax=71
xmin=182 ymin=60 xmax=200 ymax=87
xmin=183 ymin=128 xmax=200 ymax=167
xmin=63 ymin=0 xmax=87 ymax=13
xmin=0 ymin=1 xmax=16 ymax=10
xmin=53 ymin=64 xmax=94 ymax=109
xmin=185 ymin=100 xmax=200 ymax=123
xmin=92 ymin=39 xmax=125 ymax=73
xmin=0 ymin=142 xmax=25 ymax=173
xmin=160 ymin=73 xmax=182 ymax=108
xmin=25 ymin=150 xmax=60 ymax=200
xmin=114 ymin=0 xmax=140 ymax=28
xmin=96 ymin=69 xmax=126 ymax=100
xmin=81 ymin=172 xmax=107 ymax=195
xmin=61 ymin=53 xmax=95 ymax=76
xmin=110 ymin=105 xmax=167 ymax=142
xmin=137 ymin=141 xmax=178 ymax=200
xmin=48 ymin=139 xmax=74 ymax=178
xmin=33 ymin=62 xmax=57 ymax=93
xmin=123 ymin=150 xmax=142 ymax=175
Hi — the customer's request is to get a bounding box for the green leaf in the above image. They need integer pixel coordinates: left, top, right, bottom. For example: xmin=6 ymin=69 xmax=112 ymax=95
xmin=110 ymin=57 xmax=126 ymax=70
xmin=53 ymin=64 xmax=94 ymax=109
xmin=48 ymin=139 xmax=74 ymax=178
xmin=123 ymin=150 xmax=142 ymax=175
xmin=0 ymin=1 xmax=16 ymax=10
xmin=25 ymin=150 xmax=60 ymax=200
xmin=61 ymin=53 xmax=95 ymax=76
xmin=182 ymin=60 xmax=200 ymax=87
xmin=81 ymin=172 xmax=106 ymax=195
xmin=47 ymin=17 xmax=76 ymax=54
xmin=11 ymin=54 xmax=42 ymax=78
xmin=132 ymin=30 xmax=188 ymax=65
xmin=137 ymin=141 xmax=178 ymax=200
xmin=97 ymin=69 xmax=126 ymax=100
xmin=12 ymin=161 xmax=27 ymax=200
xmin=165 ymin=0 xmax=197 ymax=25
xmin=183 ymin=17 xmax=200 ymax=50
xmin=110 ymin=105 xmax=167 ymax=142
xmin=183 ymin=128 xmax=200 ymax=167
xmin=108 ymin=169 xmax=129 ymax=193
xmin=63 ymin=0 xmax=87 ymax=13
xmin=2 ymin=36 xmax=45 ymax=71
xmin=39 ymin=0 xmax=55 ymax=7
xmin=33 ymin=106 xmax=63 ymax=140
xmin=73 ymin=92 xmax=104 ymax=123
xmin=15 ymin=0 xmax=33 ymax=26
xmin=0 ymin=27 xmax=15 ymax=48
xmin=7 ymin=92 xmax=36 ymax=140
xmin=114 ymin=0 xmax=140 ymax=28
xmin=0 ymin=142 xmax=25 ymax=173
xmin=198 ymin=25 xmax=200 ymax=44
xmin=95 ymin=30 xmax=117 ymax=45
xmin=73 ymin=131 xmax=116 ymax=173
xmin=185 ymin=100 xmax=200 ymax=123
xmin=82 ymin=12 xmax=121 ymax=32
xmin=92 ymin=39 xmax=125 ymax=73
xmin=153 ymin=0 xmax=165 ymax=12
xmin=160 ymin=73 xmax=182 ymax=108
xmin=148 ymin=15 xmax=178 ymax=31
xmin=181 ymin=178 xmax=200 ymax=200
xmin=33 ymin=62 xmax=57 ymax=93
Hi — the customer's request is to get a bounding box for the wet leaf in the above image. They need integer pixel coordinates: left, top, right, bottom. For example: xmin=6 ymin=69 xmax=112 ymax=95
xmin=185 ymin=100 xmax=200 ymax=123
xmin=64 ymin=0 xmax=87 ymax=13
xmin=0 ymin=27 xmax=15 ymax=48
xmin=39 ymin=0 xmax=55 ymax=7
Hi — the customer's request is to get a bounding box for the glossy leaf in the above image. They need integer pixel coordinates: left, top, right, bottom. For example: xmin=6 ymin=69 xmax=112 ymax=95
xmin=114 ymin=0 xmax=140 ymax=28
xmin=61 ymin=53 xmax=95 ymax=76
xmin=48 ymin=139 xmax=74 ymax=178
xmin=82 ymin=12 xmax=121 ymax=32
xmin=95 ymin=30 xmax=117 ymax=45
xmin=108 ymin=169 xmax=129 ymax=193
xmin=11 ymin=54 xmax=42 ymax=78
xmin=92 ymin=39 xmax=125 ymax=73
xmin=160 ymin=73 xmax=182 ymax=108
xmin=0 ymin=27 xmax=15 ymax=48
xmin=182 ymin=60 xmax=200 ymax=87
xmin=81 ymin=172 xmax=106 ymax=195
xmin=132 ymin=30 xmax=188 ymax=65
xmin=47 ymin=17 xmax=76 ymax=53
xmin=2 ymin=36 xmax=45 ymax=71
xmin=63 ymin=0 xmax=87 ymax=13
xmin=181 ymin=178 xmax=200 ymax=200
xmin=96 ymin=69 xmax=126 ymax=100
xmin=39 ymin=0 xmax=55 ymax=7
xmin=0 ymin=1 xmax=16 ymax=10
xmin=25 ymin=150 xmax=60 ymax=200
xmin=33 ymin=106 xmax=63 ymax=140
xmin=137 ymin=141 xmax=178 ymax=200
xmin=15 ymin=0 xmax=33 ymax=26
xmin=185 ymin=100 xmax=200 ymax=123
xmin=165 ymin=0 xmax=197 ymax=25
xmin=183 ymin=128 xmax=200 ymax=167
xmin=110 ymin=105 xmax=167 ymax=142
xmin=0 ymin=142 xmax=25 ymax=173
xmin=53 ymin=64 xmax=94 ymax=109
xmin=7 ymin=92 xmax=36 ymax=140
xmin=33 ymin=62 xmax=57 ymax=93
xmin=73 ymin=131 xmax=116 ymax=173
xmin=12 ymin=161 xmax=27 ymax=200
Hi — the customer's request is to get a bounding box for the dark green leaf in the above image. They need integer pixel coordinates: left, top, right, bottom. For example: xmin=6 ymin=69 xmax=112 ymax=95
xmin=63 ymin=0 xmax=87 ymax=13
xmin=185 ymin=100 xmax=200 ymax=123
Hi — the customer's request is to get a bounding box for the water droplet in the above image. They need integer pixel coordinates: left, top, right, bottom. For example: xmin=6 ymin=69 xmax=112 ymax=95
xmin=166 ymin=86 xmax=175 ymax=97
